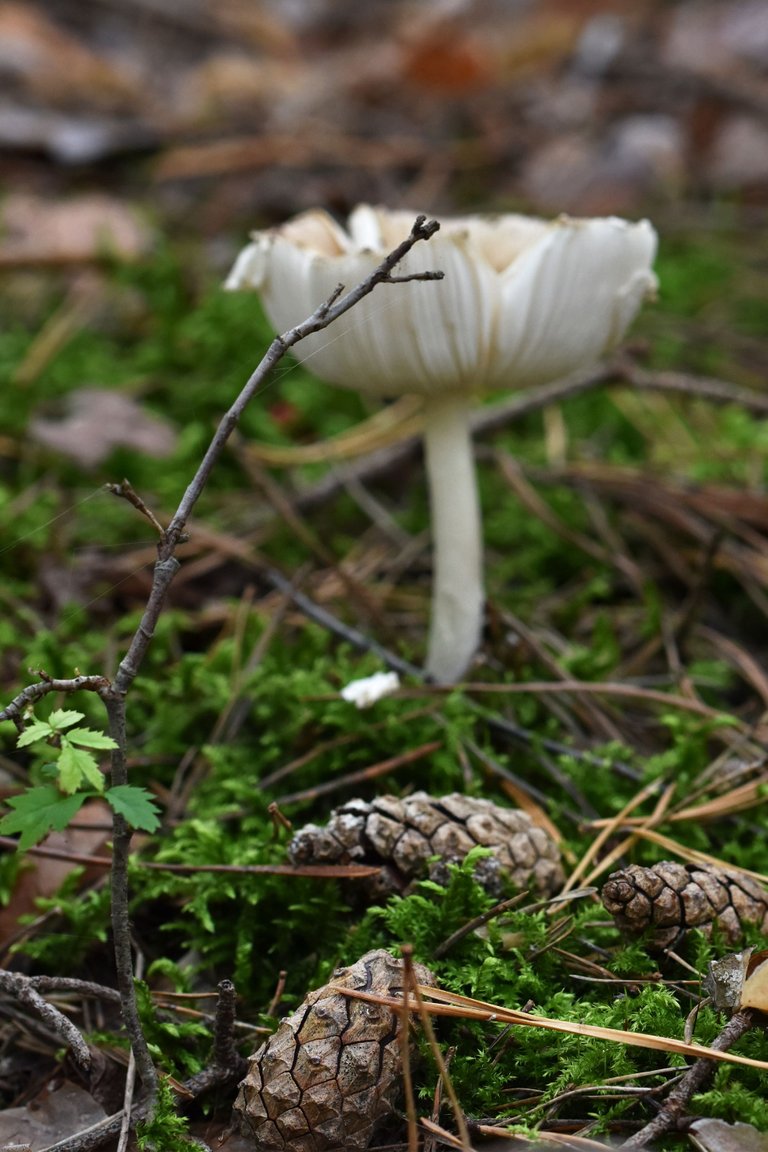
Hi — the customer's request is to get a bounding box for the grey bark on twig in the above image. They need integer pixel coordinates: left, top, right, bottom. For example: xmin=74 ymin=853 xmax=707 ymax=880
xmin=621 ymin=1010 xmax=756 ymax=1148
xmin=0 ymin=969 xmax=91 ymax=1073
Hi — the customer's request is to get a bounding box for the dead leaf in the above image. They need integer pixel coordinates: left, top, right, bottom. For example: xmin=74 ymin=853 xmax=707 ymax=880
xmin=207 ymin=0 xmax=298 ymax=55
xmin=705 ymin=115 xmax=768 ymax=189
xmin=0 ymin=104 xmax=158 ymax=164
xmin=30 ymin=388 xmax=177 ymax=467
xmin=0 ymin=2 xmax=140 ymax=111
xmin=690 ymin=1119 xmax=768 ymax=1152
xmin=0 ymin=193 xmax=151 ymax=267
xmin=740 ymin=949 xmax=768 ymax=1013
xmin=0 ymin=1080 xmax=105 ymax=1151
xmin=0 ymin=800 xmax=112 ymax=948
xmin=175 ymin=55 xmax=300 ymax=127
xmin=400 ymin=22 xmax=494 ymax=94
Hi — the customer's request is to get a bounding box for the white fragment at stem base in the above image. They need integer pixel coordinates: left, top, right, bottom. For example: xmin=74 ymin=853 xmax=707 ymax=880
xmin=341 ymin=671 xmax=401 ymax=708
xmin=423 ymin=392 xmax=484 ymax=683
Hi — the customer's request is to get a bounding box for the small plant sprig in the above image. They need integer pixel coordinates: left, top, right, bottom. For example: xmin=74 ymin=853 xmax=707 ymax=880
xmin=0 ymin=707 xmax=160 ymax=849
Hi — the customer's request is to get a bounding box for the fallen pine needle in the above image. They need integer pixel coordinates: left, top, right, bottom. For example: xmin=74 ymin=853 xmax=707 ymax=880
xmin=331 ymin=984 xmax=768 ymax=1073
xmin=624 ymin=828 xmax=768 ymax=886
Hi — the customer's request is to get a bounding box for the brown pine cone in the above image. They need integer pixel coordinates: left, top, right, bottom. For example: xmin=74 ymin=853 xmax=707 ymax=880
xmin=288 ymin=791 xmax=564 ymax=900
xmin=233 ymin=949 xmax=434 ymax=1152
xmin=601 ymin=861 xmax=768 ymax=949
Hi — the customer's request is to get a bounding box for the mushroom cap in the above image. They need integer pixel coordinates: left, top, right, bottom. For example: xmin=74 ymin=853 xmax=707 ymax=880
xmin=226 ymin=204 xmax=658 ymax=397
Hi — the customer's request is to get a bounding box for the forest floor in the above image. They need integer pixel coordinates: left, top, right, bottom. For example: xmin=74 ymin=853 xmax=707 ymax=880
xmin=1 ymin=1 xmax=768 ymax=1149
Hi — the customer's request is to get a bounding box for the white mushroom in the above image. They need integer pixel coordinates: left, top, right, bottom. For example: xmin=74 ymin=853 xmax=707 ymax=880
xmin=226 ymin=206 xmax=657 ymax=683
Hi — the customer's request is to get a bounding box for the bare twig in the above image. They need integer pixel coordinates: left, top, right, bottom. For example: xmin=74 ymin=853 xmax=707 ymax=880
xmin=621 ymin=1010 xmax=756 ymax=1148
xmin=24 ymin=975 xmax=122 ymax=1003
xmin=105 ymin=480 xmax=166 ymax=537
xmin=0 ymin=216 xmax=443 ymax=1123
xmin=266 ymin=971 xmax=287 ymax=1019
xmin=293 ymin=362 xmax=615 ymax=510
xmin=293 ymin=356 xmax=768 ymax=512
xmin=432 ymin=891 xmax=529 ymax=960
xmin=263 ymin=565 xmax=424 ymax=678
xmin=152 ymin=982 xmax=248 ymax=1113
xmin=418 ymin=678 xmax=743 ymax=725
xmin=616 ymin=357 xmax=768 ymax=416
xmin=0 ymin=837 xmax=382 ymax=877
xmin=0 ymin=969 xmax=91 ymax=1073
xmin=275 ymin=739 xmax=441 ymax=806
xmin=0 ymin=972 xmax=247 ymax=1151
xmin=117 ymin=951 xmax=144 ymax=1152
xmin=37 ymin=1045 xmax=247 ymax=1152
xmin=211 ymin=979 xmax=241 ymax=1072
xmin=116 ymin=1050 xmax=137 ymax=1152
xmin=0 ymin=675 xmax=111 ymax=731
xmin=161 ymin=215 xmax=441 ymax=561
xmin=106 ymin=216 xmax=440 ymax=704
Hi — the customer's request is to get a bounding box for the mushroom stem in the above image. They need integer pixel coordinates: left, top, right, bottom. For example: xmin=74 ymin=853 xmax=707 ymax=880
xmin=422 ymin=391 xmax=484 ymax=683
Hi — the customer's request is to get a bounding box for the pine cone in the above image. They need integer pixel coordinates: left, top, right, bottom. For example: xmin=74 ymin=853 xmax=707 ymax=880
xmin=601 ymin=861 xmax=768 ymax=949
xmin=233 ymin=949 xmax=434 ymax=1152
xmin=288 ymin=791 xmax=564 ymax=899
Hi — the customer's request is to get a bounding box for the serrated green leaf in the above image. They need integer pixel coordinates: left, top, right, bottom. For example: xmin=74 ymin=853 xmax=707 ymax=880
xmin=16 ymin=721 xmax=55 ymax=748
xmin=47 ymin=709 xmax=85 ymax=731
xmin=58 ymin=744 xmax=85 ymax=793
xmin=58 ymin=745 xmax=105 ymax=794
xmin=0 ymin=786 xmax=87 ymax=850
xmin=106 ymin=786 xmax=161 ymax=832
xmin=66 ymin=727 xmax=118 ymax=751
xmin=78 ymin=752 xmax=106 ymax=793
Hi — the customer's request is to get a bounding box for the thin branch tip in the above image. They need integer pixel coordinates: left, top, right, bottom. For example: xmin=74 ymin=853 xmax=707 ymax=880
xmin=105 ymin=480 xmax=165 ymax=537
xmin=319 ymin=283 xmax=345 ymax=316
xmin=411 ymin=216 xmax=440 ymax=240
xmin=385 ymin=270 xmax=445 ymax=285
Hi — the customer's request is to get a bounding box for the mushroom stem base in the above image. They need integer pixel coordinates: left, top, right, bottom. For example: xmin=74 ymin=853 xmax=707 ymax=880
xmin=423 ymin=391 xmax=483 ymax=683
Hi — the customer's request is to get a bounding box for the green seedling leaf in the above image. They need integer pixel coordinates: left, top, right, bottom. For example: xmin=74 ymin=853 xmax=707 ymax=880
xmin=47 ymin=709 xmax=85 ymax=732
xmin=16 ymin=709 xmax=90 ymax=748
xmin=0 ymin=785 xmax=87 ymax=850
xmin=107 ymin=786 xmax=161 ymax=833
xmin=66 ymin=727 xmax=118 ymax=751
xmin=16 ymin=720 xmax=57 ymax=747
xmin=59 ymin=745 xmax=105 ymax=794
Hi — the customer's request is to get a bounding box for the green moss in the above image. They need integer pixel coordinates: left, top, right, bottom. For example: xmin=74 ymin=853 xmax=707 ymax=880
xmin=136 ymin=1078 xmax=199 ymax=1151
